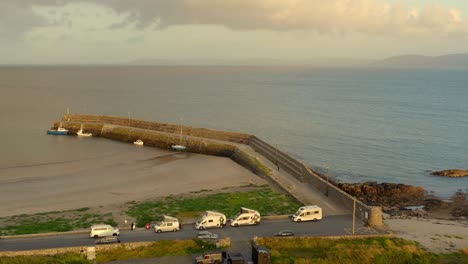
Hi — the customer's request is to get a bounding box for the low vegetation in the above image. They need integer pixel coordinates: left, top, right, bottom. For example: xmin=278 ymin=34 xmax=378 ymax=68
xmin=0 ymin=252 xmax=90 ymax=264
xmin=96 ymin=239 xmax=217 ymax=263
xmin=127 ymin=185 xmax=301 ymax=227
xmin=0 ymin=208 xmax=116 ymax=236
xmin=255 ymin=236 xmax=468 ymax=264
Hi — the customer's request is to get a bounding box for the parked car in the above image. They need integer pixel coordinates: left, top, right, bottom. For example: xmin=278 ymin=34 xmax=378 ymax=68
xmin=90 ymin=224 xmax=120 ymax=238
xmin=197 ymin=231 xmax=219 ymax=240
xmin=95 ymin=236 xmax=121 ymax=244
xmin=275 ymin=230 xmax=294 ymax=237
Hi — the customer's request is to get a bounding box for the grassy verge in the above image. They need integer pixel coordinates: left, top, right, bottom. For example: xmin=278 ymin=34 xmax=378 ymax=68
xmin=96 ymin=239 xmax=217 ymax=263
xmin=0 ymin=252 xmax=90 ymax=264
xmin=0 ymin=208 xmax=117 ymax=236
xmin=127 ymin=185 xmax=301 ymax=227
xmin=255 ymin=236 xmax=468 ymax=264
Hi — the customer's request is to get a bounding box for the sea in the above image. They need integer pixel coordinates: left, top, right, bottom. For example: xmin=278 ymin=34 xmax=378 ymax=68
xmin=0 ymin=65 xmax=466 ymax=198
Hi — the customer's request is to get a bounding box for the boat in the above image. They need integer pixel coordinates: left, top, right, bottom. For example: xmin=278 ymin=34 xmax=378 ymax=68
xmin=47 ymin=127 xmax=69 ymax=135
xmin=77 ymin=129 xmax=92 ymax=137
xmin=171 ymin=122 xmax=187 ymax=151
xmin=133 ymin=139 xmax=144 ymax=146
xmin=171 ymin=144 xmax=187 ymax=151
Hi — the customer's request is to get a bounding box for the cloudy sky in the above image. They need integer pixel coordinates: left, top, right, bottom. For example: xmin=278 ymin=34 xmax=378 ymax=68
xmin=1 ymin=0 xmax=468 ymax=64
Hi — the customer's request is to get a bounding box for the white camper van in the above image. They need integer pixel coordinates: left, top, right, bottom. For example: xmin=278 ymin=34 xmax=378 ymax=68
xmin=90 ymin=224 xmax=120 ymax=238
xmin=291 ymin=205 xmax=322 ymax=222
xmin=194 ymin=211 xmax=226 ymax=230
xmin=154 ymin=215 xmax=180 ymax=233
xmin=230 ymin=207 xmax=261 ymax=227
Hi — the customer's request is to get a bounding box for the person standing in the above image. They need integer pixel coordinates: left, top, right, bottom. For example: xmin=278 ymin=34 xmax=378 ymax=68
xmin=131 ymin=222 xmax=134 ymax=231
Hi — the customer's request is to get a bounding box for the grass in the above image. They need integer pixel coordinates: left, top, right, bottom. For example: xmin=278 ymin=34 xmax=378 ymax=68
xmin=0 ymin=253 xmax=90 ymax=264
xmin=95 ymin=239 xmax=218 ymax=263
xmin=255 ymin=236 xmax=468 ymax=264
xmin=127 ymin=186 xmax=301 ymax=227
xmin=0 ymin=208 xmax=117 ymax=236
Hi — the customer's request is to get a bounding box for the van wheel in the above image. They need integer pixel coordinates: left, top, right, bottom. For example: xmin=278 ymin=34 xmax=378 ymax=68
xmin=234 ymin=223 xmax=239 ymax=227
xmin=157 ymin=229 xmax=162 ymax=233
xmin=296 ymin=219 xmax=301 ymax=223
xmin=93 ymin=235 xmax=98 ymax=238
xmin=113 ymin=233 xmax=117 ymax=236
xmin=199 ymin=226 xmax=204 ymax=230
xmin=254 ymin=221 xmax=259 ymax=225
xmin=313 ymin=218 xmax=317 ymax=221
xmin=173 ymin=228 xmax=177 ymax=232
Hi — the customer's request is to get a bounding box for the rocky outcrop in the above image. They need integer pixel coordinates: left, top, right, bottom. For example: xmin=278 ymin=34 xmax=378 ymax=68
xmin=431 ymin=169 xmax=468 ymax=178
xmin=336 ymin=182 xmax=425 ymax=207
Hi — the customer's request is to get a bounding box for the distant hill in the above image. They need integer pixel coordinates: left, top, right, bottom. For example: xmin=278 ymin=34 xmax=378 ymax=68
xmin=373 ymin=53 xmax=468 ymax=69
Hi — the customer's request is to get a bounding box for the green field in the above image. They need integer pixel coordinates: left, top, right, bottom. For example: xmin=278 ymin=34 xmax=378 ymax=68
xmin=255 ymin=236 xmax=468 ymax=264
xmin=126 ymin=185 xmax=302 ymax=227
xmin=0 ymin=208 xmax=116 ymax=236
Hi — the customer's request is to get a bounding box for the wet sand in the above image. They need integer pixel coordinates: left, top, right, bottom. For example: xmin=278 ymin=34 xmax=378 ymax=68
xmin=0 ymin=148 xmax=265 ymax=217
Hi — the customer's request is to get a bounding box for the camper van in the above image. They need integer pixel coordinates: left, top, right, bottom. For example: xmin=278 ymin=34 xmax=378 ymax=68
xmin=154 ymin=215 xmax=180 ymax=233
xmin=230 ymin=207 xmax=261 ymax=227
xmin=291 ymin=205 xmax=322 ymax=222
xmin=90 ymin=224 xmax=120 ymax=238
xmin=194 ymin=211 xmax=226 ymax=230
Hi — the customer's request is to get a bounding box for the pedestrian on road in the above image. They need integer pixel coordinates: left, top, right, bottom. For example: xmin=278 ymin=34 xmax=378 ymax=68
xmin=131 ymin=222 xmax=134 ymax=231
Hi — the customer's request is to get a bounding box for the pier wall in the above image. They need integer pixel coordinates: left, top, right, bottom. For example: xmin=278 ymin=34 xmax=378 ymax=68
xmin=60 ymin=114 xmax=250 ymax=143
xmin=52 ymin=114 xmax=381 ymax=227
xmin=248 ymin=136 xmax=381 ymax=226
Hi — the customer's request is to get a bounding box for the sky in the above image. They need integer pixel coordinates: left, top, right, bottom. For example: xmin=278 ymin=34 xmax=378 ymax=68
xmin=1 ymin=0 xmax=468 ymax=64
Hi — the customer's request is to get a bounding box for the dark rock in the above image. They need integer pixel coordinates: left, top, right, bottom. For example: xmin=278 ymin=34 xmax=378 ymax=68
xmin=336 ymin=182 xmax=425 ymax=207
xmin=431 ymin=169 xmax=468 ymax=177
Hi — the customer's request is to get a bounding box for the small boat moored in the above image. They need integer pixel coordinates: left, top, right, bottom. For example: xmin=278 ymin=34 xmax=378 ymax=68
xmin=171 ymin=144 xmax=187 ymax=151
xmin=47 ymin=127 xmax=68 ymax=135
xmin=77 ymin=128 xmax=92 ymax=137
xmin=133 ymin=139 xmax=144 ymax=146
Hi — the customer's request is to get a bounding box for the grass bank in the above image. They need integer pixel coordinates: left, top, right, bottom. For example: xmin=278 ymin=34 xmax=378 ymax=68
xmin=0 ymin=252 xmax=90 ymax=264
xmin=127 ymin=185 xmax=301 ymax=227
xmin=96 ymin=239 xmax=217 ymax=263
xmin=0 ymin=208 xmax=116 ymax=236
xmin=255 ymin=236 xmax=468 ymax=264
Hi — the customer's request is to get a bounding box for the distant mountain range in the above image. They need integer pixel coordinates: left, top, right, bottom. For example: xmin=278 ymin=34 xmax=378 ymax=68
xmin=128 ymin=53 xmax=468 ymax=69
xmin=372 ymin=53 xmax=468 ymax=69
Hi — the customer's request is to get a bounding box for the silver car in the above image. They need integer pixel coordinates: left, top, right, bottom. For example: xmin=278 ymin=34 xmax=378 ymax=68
xmin=196 ymin=231 xmax=219 ymax=240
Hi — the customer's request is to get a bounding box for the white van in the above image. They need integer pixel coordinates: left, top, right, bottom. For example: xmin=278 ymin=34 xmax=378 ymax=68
xmin=194 ymin=211 xmax=226 ymax=230
xmin=230 ymin=207 xmax=261 ymax=227
xmin=90 ymin=224 xmax=120 ymax=238
xmin=154 ymin=215 xmax=180 ymax=233
xmin=291 ymin=205 xmax=322 ymax=222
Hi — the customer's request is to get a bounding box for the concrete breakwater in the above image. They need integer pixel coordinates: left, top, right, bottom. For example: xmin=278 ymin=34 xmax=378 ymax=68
xmin=51 ymin=114 xmax=382 ymax=227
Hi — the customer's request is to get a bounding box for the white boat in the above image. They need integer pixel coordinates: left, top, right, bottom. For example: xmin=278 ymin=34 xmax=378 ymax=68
xmin=171 ymin=122 xmax=187 ymax=151
xmin=171 ymin=144 xmax=187 ymax=151
xmin=133 ymin=139 xmax=144 ymax=146
xmin=77 ymin=128 xmax=92 ymax=137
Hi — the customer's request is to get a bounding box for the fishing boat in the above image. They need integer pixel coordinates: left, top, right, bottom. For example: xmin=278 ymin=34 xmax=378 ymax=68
xmin=133 ymin=139 xmax=144 ymax=146
xmin=171 ymin=121 xmax=187 ymax=151
xmin=47 ymin=127 xmax=69 ymax=135
xmin=77 ymin=124 xmax=92 ymax=137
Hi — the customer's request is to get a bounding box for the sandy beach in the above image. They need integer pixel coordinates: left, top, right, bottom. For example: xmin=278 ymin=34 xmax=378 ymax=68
xmin=386 ymin=218 xmax=468 ymax=253
xmin=0 ymin=147 xmax=265 ymax=217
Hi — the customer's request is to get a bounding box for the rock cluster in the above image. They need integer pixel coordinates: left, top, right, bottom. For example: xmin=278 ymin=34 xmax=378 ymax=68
xmin=431 ymin=169 xmax=468 ymax=177
xmin=336 ymin=181 xmax=425 ymax=207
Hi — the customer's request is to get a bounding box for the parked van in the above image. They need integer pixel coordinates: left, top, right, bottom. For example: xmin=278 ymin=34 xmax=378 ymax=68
xmin=154 ymin=215 xmax=180 ymax=233
xmin=230 ymin=207 xmax=261 ymax=227
xmin=90 ymin=224 xmax=120 ymax=238
xmin=195 ymin=211 xmax=226 ymax=230
xmin=291 ymin=205 xmax=322 ymax=222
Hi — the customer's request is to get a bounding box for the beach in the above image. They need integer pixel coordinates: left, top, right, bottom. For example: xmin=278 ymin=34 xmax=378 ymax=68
xmin=0 ymin=147 xmax=266 ymax=217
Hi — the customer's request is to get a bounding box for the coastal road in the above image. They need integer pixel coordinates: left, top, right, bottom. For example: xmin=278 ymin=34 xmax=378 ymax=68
xmin=0 ymin=215 xmax=369 ymax=252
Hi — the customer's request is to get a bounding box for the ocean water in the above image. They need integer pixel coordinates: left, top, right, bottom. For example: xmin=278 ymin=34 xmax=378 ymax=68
xmin=0 ymin=66 xmax=466 ymax=198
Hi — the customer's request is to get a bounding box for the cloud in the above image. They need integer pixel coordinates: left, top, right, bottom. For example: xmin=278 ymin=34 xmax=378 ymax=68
xmin=0 ymin=2 xmax=49 ymax=42
xmin=93 ymin=0 xmax=468 ymax=37
xmin=1 ymin=0 xmax=467 ymax=42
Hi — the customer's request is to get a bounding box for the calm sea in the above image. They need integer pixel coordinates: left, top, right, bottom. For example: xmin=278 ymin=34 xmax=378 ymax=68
xmin=0 ymin=66 xmax=466 ymax=198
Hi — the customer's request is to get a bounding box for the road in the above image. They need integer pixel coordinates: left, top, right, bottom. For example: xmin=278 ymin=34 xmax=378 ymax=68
xmin=0 ymin=215 xmax=364 ymax=252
